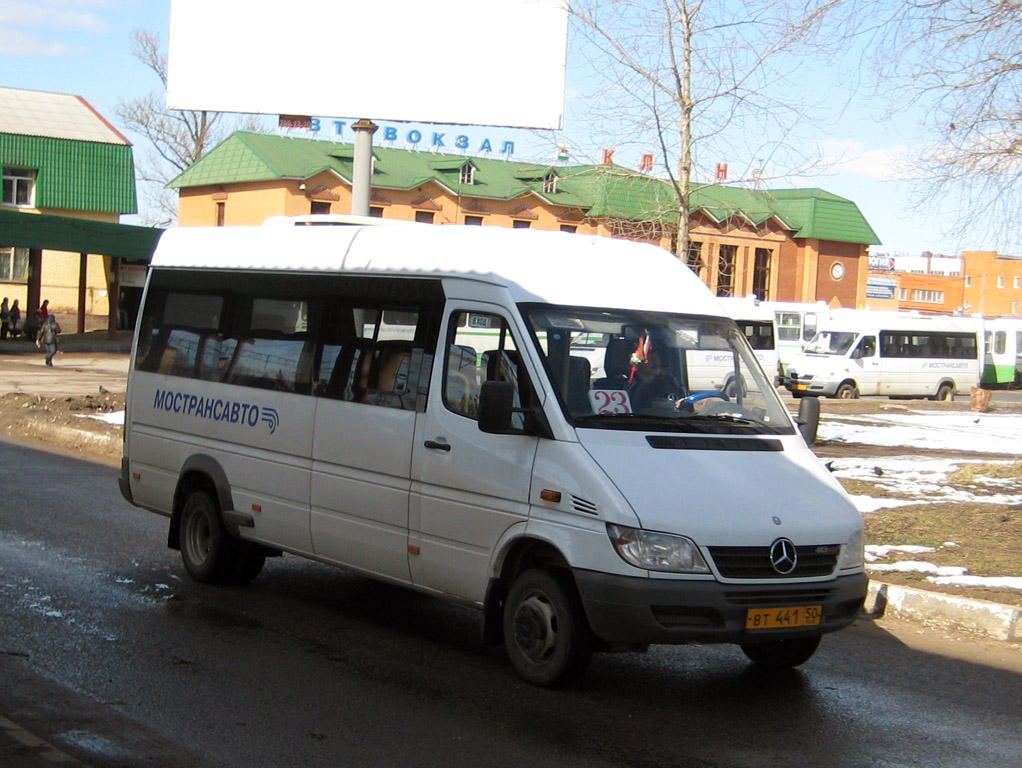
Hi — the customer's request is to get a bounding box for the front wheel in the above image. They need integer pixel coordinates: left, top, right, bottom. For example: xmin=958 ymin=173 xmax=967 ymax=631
xmin=835 ymin=382 xmax=859 ymax=399
xmin=179 ymin=490 xmax=236 ymax=583
xmin=740 ymin=636 xmax=821 ymax=669
xmin=503 ymin=568 xmax=592 ymax=687
xmin=932 ymin=383 xmax=954 ymax=402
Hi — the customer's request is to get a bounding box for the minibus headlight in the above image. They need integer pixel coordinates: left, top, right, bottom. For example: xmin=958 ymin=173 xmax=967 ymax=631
xmin=607 ymin=524 xmax=710 ymax=573
xmin=840 ymin=527 xmax=865 ymax=570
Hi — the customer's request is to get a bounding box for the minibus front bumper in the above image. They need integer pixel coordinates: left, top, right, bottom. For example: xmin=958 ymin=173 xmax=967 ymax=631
xmin=573 ymin=569 xmax=868 ymax=645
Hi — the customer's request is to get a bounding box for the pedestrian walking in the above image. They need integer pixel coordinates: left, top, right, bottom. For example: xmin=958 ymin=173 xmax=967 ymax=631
xmin=39 ymin=312 xmax=61 ymax=366
xmin=0 ymin=298 xmax=8 ymax=340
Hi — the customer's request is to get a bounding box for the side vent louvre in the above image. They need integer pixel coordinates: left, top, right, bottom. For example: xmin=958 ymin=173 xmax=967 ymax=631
xmin=572 ymin=496 xmax=598 ymax=516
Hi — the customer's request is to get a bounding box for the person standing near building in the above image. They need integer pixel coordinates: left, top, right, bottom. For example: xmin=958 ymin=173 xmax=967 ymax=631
xmin=39 ymin=299 xmax=49 ymax=322
xmin=39 ymin=312 xmax=61 ymax=366
xmin=8 ymin=300 xmax=21 ymax=339
xmin=0 ymin=298 xmax=8 ymax=340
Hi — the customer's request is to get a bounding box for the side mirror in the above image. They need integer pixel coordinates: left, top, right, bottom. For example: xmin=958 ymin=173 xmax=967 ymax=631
xmin=478 ymin=380 xmax=514 ymax=434
xmin=795 ymin=395 xmax=820 ymax=444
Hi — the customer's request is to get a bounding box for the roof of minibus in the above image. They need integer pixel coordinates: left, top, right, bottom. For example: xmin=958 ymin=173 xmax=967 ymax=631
xmin=820 ymin=310 xmax=982 ymax=333
xmin=151 ymin=221 xmax=725 ymax=314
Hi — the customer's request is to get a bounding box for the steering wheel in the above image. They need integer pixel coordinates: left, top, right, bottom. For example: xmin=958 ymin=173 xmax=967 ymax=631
xmin=679 ymin=390 xmax=729 ymax=406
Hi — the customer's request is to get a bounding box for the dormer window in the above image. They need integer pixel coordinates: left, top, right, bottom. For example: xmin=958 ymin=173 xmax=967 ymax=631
xmin=543 ymin=172 xmax=558 ymax=194
xmin=2 ymin=168 xmax=36 ymax=207
xmin=459 ymin=164 xmax=476 ymax=185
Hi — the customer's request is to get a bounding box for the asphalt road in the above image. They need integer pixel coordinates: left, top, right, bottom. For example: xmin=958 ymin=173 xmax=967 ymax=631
xmin=1 ymin=441 xmax=1021 ymax=768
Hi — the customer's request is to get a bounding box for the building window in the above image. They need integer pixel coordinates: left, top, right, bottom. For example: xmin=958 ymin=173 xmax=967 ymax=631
xmin=464 ymin=215 xmax=483 ymax=226
xmin=310 ymin=201 xmax=331 ymax=215
xmin=910 ymin=289 xmax=945 ymax=303
xmin=1015 ymin=276 xmax=1021 ymax=289
xmin=0 ymin=247 xmax=30 ymax=282
xmin=686 ymin=241 xmax=703 ymax=276
xmin=543 ymin=173 xmax=558 ymax=194
xmin=2 ymin=168 xmax=35 ymax=207
xmin=898 ymin=288 xmax=907 ymax=300
xmin=998 ymin=276 xmax=1004 ymax=288
xmin=513 ymin=220 xmax=531 ymax=229
xmin=964 ymin=275 xmax=971 ymax=287
xmin=1013 ymin=302 xmax=1019 ymax=315
xmin=369 ymin=207 xmax=383 ymax=218
xmin=716 ymin=244 xmax=736 ymax=297
xmin=215 ymin=202 xmax=225 ymax=227
xmin=560 ymin=224 xmax=577 ymax=234
xmin=459 ymin=165 xmax=475 ymax=185
xmin=752 ymin=248 xmax=771 ymax=300
xmin=415 ymin=211 xmax=435 ymax=224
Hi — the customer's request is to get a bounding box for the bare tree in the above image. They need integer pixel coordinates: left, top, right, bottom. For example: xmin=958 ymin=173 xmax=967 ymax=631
xmin=565 ymin=0 xmax=853 ymax=259
xmin=868 ymin=0 xmax=1022 ymax=251
xmin=116 ymin=29 xmax=262 ymax=225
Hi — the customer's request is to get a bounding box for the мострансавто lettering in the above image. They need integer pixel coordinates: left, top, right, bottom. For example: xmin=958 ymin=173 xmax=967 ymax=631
xmin=153 ymin=389 xmax=279 ymax=433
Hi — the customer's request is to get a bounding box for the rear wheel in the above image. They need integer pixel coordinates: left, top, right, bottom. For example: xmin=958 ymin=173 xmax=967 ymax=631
xmin=835 ymin=382 xmax=858 ymax=399
xmin=740 ymin=636 xmax=821 ymax=669
xmin=503 ymin=568 xmax=593 ymax=687
xmin=179 ymin=490 xmax=235 ymax=583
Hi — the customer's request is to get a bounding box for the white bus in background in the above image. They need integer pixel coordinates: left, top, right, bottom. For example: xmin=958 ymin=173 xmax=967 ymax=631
xmin=784 ymin=311 xmax=982 ymax=399
xmin=716 ymin=297 xmax=781 ymax=389
xmin=981 ymin=316 xmax=1022 ymax=387
xmin=119 ymin=218 xmax=866 ymax=686
xmin=757 ymin=301 xmax=833 ymax=375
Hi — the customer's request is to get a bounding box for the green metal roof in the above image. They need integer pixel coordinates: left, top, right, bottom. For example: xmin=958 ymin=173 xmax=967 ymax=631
xmin=0 ymin=209 xmax=162 ymax=259
xmin=0 ymin=133 xmax=137 ymax=214
xmin=171 ymin=132 xmax=880 ymax=244
xmin=689 ymin=185 xmax=881 ymax=245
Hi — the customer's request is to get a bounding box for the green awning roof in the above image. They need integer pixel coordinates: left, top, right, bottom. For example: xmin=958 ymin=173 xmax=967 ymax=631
xmin=0 ymin=209 xmax=163 ymax=259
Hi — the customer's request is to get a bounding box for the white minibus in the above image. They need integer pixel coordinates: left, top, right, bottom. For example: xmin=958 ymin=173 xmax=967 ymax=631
xmin=716 ymin=297 xmax=781 ymax=389
xmin=120 ymin=219 xmax=866 ymax=686
xmin=784 ymin=311 xmax=982 ymax=399
xmin=758 ymin=301 xmax=833 ymax=375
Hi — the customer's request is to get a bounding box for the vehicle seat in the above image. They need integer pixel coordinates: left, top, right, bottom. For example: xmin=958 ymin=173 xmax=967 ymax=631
xmin=592 ymin=336 xmax=632 ymax=389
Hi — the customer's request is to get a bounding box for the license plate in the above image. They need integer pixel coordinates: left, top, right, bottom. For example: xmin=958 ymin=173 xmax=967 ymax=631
xmin=746 ymin=605 xmax=822 ymax=630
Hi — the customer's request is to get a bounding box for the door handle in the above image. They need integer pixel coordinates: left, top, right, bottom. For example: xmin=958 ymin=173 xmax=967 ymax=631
xmin=424 ymin=440 xmax=451 ymax=452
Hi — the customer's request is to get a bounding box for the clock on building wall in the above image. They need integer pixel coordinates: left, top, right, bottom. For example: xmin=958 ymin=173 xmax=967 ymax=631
xmin=830 ymin=263 xmax=845 ymax=280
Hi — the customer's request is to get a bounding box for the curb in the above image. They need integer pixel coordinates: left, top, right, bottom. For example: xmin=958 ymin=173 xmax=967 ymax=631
xmin=865 ymin=580 xmax=1022 ymax=641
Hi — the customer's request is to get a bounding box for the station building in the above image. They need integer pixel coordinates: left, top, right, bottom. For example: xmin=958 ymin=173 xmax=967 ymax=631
xmin=171 ymin=131 xmax=882 ymax=308
xmin=0 ymin=86 xmax=153 ymax=331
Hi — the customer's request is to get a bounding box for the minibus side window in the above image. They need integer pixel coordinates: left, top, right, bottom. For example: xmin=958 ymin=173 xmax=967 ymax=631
xmin=444 ymin=311 xmax=529 ymax=430
xmin=852 ymin=335 xmax=876 ymax=359
xmin=136 ymin=290 xmax=223 ymax=377
xmin=220 ymin=298 xmax=311 ymax=393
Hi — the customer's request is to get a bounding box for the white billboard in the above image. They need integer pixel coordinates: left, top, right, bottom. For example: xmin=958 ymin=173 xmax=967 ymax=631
xmin=167 ymin=0 xmax=569 ymax=130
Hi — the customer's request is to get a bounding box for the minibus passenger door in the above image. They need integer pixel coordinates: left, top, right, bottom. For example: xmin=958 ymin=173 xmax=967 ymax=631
xmin=409 ymin=307 xmax=541 ymax=603
xmin=852 ymin=335 xmax=881 ymax=395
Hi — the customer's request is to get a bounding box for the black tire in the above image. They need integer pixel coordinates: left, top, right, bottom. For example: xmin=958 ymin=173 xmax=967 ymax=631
xmin=724 ymin=376 xmax=745 ymax=399
xmin=835 ymin=382 xmax=858 ymax=399
xmin=740 ymin=636 xmax=821 ymax=669
xmin=179 ymin=490 xmax=235 ymax=583
xmin=503 ymin=568 xmax=593 ymax=687
xmin=932 ymin=383 xmax=954 ymax=402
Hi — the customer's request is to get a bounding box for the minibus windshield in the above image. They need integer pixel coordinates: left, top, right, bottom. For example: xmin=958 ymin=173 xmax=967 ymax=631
xmin=803 ymin=331 xmax=858 ymax=356
xmin=522 ymin=305 xmax=793 ymax=435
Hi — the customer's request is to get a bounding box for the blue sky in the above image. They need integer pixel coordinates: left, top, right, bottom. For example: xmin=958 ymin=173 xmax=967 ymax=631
xmin=0 ymin=0 xmax=987 ymax=256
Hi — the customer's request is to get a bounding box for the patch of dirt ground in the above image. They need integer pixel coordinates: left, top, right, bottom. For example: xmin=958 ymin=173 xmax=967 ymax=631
xmin=0 ymin=391 xmax=125 ymax=466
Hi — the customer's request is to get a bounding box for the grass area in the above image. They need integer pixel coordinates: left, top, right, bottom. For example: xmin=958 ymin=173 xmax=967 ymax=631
xmin=849 ymin=491 xmax=1022 ymax=607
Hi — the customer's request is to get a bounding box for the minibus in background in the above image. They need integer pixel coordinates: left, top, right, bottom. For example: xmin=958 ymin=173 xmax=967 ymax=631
xmin=982 ymin=317 xmax=1022 ymax=387
xmin=120 ymin=219 xmax=866 ymax=686
xmin=784 ymin=311 xmax=982 ymax=400
xmin=757 ymin=301 xmax=833 ymax=376
xmin=716 ymin=296 xmax=781 ymax=389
